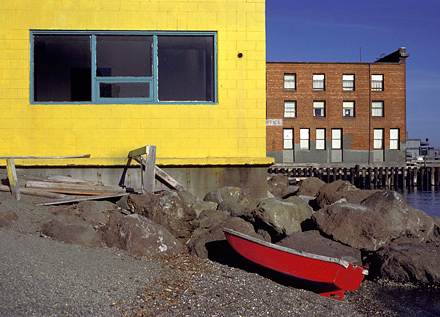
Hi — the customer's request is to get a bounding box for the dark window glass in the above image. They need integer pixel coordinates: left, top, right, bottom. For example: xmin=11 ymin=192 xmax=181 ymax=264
xmin=34 ymin=35 xmax=91 ymax=101
xmin=99 ymin=82 xmax=150 ymax=98
xmin=158 ymin=36 xmax=214 ymax=101
xmin=96 ymin=35 xmax=153 ymax=77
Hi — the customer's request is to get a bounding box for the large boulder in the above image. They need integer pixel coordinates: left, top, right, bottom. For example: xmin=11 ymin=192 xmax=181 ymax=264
xmin=125 ymin=191 xmax=197 ymax=243
xmin=100 ymin=213 xmax=184 ymax=257
xmin=267 ymin=174 xmax=298 ymax=199
xmin=77 ymin=200 xmax=116 ymax=226
xmin=429 ymin=216 xmax=440 ymax=242
xmin=370 ymin=242 xmax=440 ymax=285
xmin=316 ymin=179 xmax=377 ymax=208
xmin=296 ymin=177 xmax=325 ymax=197
xmin=191 ymin=200 xmax=218 ymax=218
xmin=276 ymin=230 xmax=362 ymax=265
xmin=313 ymin=191 xmax=435 ymax=251
xmin=42 ymin=215 xmax=102 ymax=248
xmin=204 ymin=186 xmax=247 ymax=205
xmin=244 ymin=197 xmax=313 ymax=240
xmin=187 ymin=217 xmax=260 ymax=259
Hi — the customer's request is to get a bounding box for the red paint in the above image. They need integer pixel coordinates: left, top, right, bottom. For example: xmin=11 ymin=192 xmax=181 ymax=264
xmin=224 ymin=228 xmax=368 ymax=300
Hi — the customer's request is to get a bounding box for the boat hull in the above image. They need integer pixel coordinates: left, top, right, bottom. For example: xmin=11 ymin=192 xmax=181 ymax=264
xmin=223 ymin=228 xmax=368 ymax=300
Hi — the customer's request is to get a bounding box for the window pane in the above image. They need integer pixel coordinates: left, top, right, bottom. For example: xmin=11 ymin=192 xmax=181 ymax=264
xmin=300 ymin=140 xmax=309 ymax=150
xmin=283 ymin=129 xmax=293 ymax=139
xmin=284 ymin=140 xmax=293 ymax=149
xmin=97 ymin=36 xmax=152 ymax=77
xmin=158 ymin=36 xmax=214 ymax=102
xmin=332 ymin=140 xmax=341 ymax=149
xmin=316 ymin=128 xmax=325 ymax=139
xmin=390 ymin=129 xmax=399 ymax=139
xmin=374 ymin=129 xmax=383 ymax=139
xmin=332 ymin=129 xmax=341 ymax=139
xmin=284 ymin=101 xmax=296 ymax=117
xmin=390 ymin=140 xmax=398 ymax=150
xmin=284 ymin=74 xmax=295 ymax=89
xmin=316 ymin=139 xmax=325 ymax=150
xmin=34 ymin=35 xmax=91 ymax=101
xmin=100 ymin=82 xmax=150 ymax=98
xmin=300 ymin=129 xmax=309 ymax=139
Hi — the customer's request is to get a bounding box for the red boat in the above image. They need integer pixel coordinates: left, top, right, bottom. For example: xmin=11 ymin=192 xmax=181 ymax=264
xmin=223 ymin=228 xmax=368 ymax=300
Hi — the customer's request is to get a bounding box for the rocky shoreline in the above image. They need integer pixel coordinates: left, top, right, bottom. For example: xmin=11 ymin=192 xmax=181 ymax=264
xmin=1 ymin=173 xmax=440 ymax=315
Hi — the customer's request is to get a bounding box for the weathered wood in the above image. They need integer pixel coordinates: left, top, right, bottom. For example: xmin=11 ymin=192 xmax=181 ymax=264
xmin=0 ymin=155 xmax=90 ymax=159
xmin=143 ymin=145 xmax=157 ymax=194
xmin=46 ymin=175 xmax=103 ymax=185
xmin=127 ymin=146 xmax=148 ymax=158
xmin=6 ymin=159 xmax=21 ymax=201
xmin=38 ymin=193 xmax=130 ymax=206
xmin=0 ymin=184 xmax=67 ymax=199
xmin=25 ymin=181 xmax=125 ymax=193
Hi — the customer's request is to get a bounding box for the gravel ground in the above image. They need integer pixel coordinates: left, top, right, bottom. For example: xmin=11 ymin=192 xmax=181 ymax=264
xmin=0 ymin=188 xmax=432 ymax=316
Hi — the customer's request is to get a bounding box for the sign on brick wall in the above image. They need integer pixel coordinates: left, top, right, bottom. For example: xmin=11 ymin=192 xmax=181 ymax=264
xmin=266 ymin=119 xmax=283 ymax=126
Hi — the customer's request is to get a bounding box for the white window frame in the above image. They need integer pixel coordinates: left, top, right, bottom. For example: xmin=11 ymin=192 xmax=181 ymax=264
xmin=390 ymin=128 xmax=399 ymax=150
xmin=313 ymin=101 xmax=325 ymax=117
xmin=284 ymin=101 xmax=296 ymax=118
xmin=374 ymin=129 xmax=384 ymax=149
xmin=283 ymin=129 xmax=293 ymax=150
xmin=316 ymin=128 xmax=326 ymax=150
xmin=343 ymin=74 xmax=354 ymax=91
xmin=343 ymin=101 xmax=355 ymax=117
xmin=313 ymin=74 xmax=325 ymax=91
xmin=332 ymin=129 xmax=342 ymax=150
xmin=372 ymin=74 xmax=384 ymax=91
xmin=300 ymin=128 xmax=310 ymax=150
xmin=372 ymin=101 xmax=384 ymax=117
xmin=284 ymin=74 xmax=296 ymax=90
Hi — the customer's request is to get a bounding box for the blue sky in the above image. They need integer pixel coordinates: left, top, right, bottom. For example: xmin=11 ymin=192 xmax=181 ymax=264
xmin=266 ymin=0 xmax=440 ymax=148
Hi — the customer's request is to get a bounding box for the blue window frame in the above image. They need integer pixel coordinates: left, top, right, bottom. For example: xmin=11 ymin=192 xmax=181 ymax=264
xmin=30 ymin=31 xmax=217 ymax=104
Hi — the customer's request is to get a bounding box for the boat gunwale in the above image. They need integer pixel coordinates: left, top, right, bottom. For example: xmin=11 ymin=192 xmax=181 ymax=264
xmin=223 ymin=228 xmax=352 ymax=269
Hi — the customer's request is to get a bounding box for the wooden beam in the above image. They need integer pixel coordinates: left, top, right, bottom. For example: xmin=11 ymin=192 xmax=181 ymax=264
xmin=6 ymin=159 xmax=21 ymax=201
xmin=0 ymin=154 xmax=91 ymax=159
xmin=38 ymin=193 xmax=130 ymax=206
xmin=25 ymin=181 xmax=125 ymax=193
xmin=127 ymin=146 xmax=147 ymax=158
xmin=144 ymin=145 xmax=156 ymax=194
xmin=0 ymin=185 xmax=68 ymax=199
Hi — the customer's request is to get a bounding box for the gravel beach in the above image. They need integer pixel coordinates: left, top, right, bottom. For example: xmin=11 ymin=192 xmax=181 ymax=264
xmin=0 ymin=190 xmax=434 ymax=316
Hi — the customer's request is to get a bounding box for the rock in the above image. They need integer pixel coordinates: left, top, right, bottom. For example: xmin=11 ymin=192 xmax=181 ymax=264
xmin=313 ymin=191 xmax=435 ymax=251
xmin=100 ymin=213 xmax=184 ymax=257
xmin=78 ymin=201 xmax=115 ymax=225
xmin=42 ymin=216 xmax=102 ymax=248
xmin=277 ymin=230 xmax=363 ymax=265
xmin=187 ymin=217 xmax=259 ymax=259
xmin=370 ymin=242 xmax=440 ymax=285
xmin=116 ymin=195 xmax=132 ymax=212
xmin=204 ymin=186 xmax=247 ymax=205
xmin=267 ymin=174 xmax=298 ymax=199
xmin=195 ymin=210 xmax=231 ymax=229
xmin=191 ymin=200 xmax=218 ymax=218
xmin=429 ymin=216 xmax=440 ymax=242
xmin=0 ymin=211 xmax=18 ymax=227
xmin=177 ymin=189 xmax=200 ymax=205
xmin=244 ymin=196 xmax=313 ymax=240
xmin=296 ymin=177 xmax=325 ymax=197
xmin=315 ymin=179 xmax=377 ymax=208
xmin=218 ymin=198 xmax=258 ymax=217
xmin=126 ymin=191 xmax=197 ymax=243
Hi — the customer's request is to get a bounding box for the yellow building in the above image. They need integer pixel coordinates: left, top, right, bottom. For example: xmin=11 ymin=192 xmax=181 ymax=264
xmin=0 ymin=0 xmax=272 ymax=197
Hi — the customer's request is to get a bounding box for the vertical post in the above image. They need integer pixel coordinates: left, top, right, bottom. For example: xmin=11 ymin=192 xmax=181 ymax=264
xmin=144 ymin=145 xmax=157 ymax=194
xmin=6 ymin=159 xmax=21 ymax=201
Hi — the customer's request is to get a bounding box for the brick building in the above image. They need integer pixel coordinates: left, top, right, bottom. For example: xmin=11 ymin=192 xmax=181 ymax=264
xmin=266 ymin=47 xmax=409 ymax=167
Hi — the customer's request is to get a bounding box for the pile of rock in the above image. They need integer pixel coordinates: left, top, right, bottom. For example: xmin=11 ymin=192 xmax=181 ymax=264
xmin=35 ymin=175 xmax=440 ymax=287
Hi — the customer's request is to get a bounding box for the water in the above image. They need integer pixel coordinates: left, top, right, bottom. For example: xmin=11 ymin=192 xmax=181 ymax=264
xmin=401 ymin=189 xmax=440 ymax=218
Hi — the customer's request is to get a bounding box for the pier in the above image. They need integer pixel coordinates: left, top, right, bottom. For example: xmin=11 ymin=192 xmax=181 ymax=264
xmin=268 ymin=165 xmax=440 ymax=190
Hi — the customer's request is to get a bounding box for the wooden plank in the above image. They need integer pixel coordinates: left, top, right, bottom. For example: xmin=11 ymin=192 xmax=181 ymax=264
xmin=46 ymin=175 xmax=103 ymax=185
xmin=0 ymin=154 xmax=91 ymax=159
xmin=128 ymin=146 xmax=147 ymax=158
xmin=6 ymin=159 xmax=21 ymax=201
xmin=38 ymin=193 xmax=131 ymax=206
xmin=144 ymin=145 xmax=156 ymax=194
xmin=0 ymin=184 xmax=68 ymax=199
xmin=25 ymin=181 xmax=125 ymax=193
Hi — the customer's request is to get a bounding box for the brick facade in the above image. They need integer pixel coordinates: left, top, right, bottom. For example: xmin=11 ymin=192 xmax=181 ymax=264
xmin=266 ymin=48 xmax=409 ymax=167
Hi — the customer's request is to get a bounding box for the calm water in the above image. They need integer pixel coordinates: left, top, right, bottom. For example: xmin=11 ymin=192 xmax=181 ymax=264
xmin=401 ymin=189 xmax=440 ymax=218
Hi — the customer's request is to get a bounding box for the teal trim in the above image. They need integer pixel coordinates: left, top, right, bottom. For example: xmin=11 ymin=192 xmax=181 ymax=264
xmin=30 ymin=30 xmax=218 ymax=105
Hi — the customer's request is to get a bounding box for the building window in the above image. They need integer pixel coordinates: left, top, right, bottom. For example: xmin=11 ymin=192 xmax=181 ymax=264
xmin=313 ymin=101 xmax=325 ymax=117
xmin=343 ymin=101 xmax=355 ymax=117
xmin=313 ymin=74 xmax=325 ymax=91
xmin=372 ymin=74 xmax=384 ymax=91
xmin=31 ymin=31 xmax=216 ymax=104
xmin=390 ymin=128 xmax=399 ymax=150
xmin=374 ymin=129 xmax=384 ymax=149
xmin=316 ymin=128 xmax=326 ymax=150
xmin=284 ymin=101 xmax=296 ymax=118
xmin=332 ymin=129 xmax=342 ymax=150
xmin=343 ymin=74 xmax=354 ymax=91
xmin=283 ymin=129 xmax=293 ymax=150
xmin=284 ymin=74 xmax=296 ymax=90
xmin=372 ymin=101 xmax=384 ymax=117
xmin=300 ymin=128 xmax=310 ymax=150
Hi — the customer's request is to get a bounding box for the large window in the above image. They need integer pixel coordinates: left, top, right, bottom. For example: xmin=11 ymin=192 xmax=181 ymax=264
xmin=284 ymin=74 xmax=296 ymax=90
xmin=313 ymin=101 xmax=325 ymax=117
xmin=374 ymin=129 xmax=384 ymax=149
xmin=372 ymin=101 xmax=384 ymax=117
xmin=390 ymin=128 xmax=399 ymax=150
xmin=371 ymin=74 xmax=384 ymax=91
xmin=343 ymin=74 xmax=354 ymax=91
xmin=313 ymin=74 xmax=325 ymax=91
xmin=316 ymin=128 xmax=326 ymax=150
xmin=343 ymin=101 xmax=355 ymax=117
xmin=332 ymin=129 xmax=342 ymax=150
xmin=31 ymin=31 xmax=216 ymax=104
xmin=284 ymin=101 xmax=296 ymax=118
xmin=300 ymin=128 xmax=310 ymax=150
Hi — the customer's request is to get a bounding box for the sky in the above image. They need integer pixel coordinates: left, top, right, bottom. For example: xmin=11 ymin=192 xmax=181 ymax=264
xmin=266 ymin=0 xmax=440 ymax=148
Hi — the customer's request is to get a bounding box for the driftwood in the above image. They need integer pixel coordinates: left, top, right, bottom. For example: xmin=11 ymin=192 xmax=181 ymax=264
xmin=25 ymin=181 xmax=126 ymax=195
xmin=5 ymin=159 xmax=21 ymax=201
xmin=0 ymin=185 xmax=68 ymax=199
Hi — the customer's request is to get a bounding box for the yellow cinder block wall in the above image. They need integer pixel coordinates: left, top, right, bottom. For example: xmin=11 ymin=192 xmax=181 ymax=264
xmin=0 ymin=0 xmax=272 ymax=167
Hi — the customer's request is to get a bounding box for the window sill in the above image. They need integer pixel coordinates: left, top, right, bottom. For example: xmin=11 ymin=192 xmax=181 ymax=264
xmin=343 ymin=116 xmax=356 ymax=119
